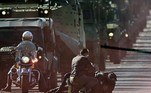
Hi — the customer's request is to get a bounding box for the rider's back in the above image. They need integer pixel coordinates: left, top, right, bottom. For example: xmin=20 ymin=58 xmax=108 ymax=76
xmin=71 ymin=55 xmax=95 ymax=78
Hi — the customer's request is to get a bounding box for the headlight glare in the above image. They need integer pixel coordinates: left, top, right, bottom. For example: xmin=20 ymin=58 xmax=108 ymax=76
xmin=22 ymin=56 xmax=30 ymax=63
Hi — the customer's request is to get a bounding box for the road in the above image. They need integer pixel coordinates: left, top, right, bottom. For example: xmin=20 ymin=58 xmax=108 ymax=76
xmin=1 ymin=61 xmax=151 ymax=93
xmin=0 ymin=84 xmax=42 ymax=93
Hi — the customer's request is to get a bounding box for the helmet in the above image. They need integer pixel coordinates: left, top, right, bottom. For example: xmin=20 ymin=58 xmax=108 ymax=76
xmin=22 ymin=31 xmax=33 ymax=41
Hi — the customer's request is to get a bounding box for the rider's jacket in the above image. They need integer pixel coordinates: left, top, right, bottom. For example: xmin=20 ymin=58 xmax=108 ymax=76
xmin=15 ymin=41 xmax=37 ymax=61
xmin=70 ymin=55 xmax=95 ymax=78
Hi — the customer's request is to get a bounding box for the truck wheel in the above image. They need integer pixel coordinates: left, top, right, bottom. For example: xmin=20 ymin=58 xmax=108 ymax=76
xmin=0 ymin=70 xmax=7 ymax=89
xmin=39 ymin=74 xmax=47 ymax=92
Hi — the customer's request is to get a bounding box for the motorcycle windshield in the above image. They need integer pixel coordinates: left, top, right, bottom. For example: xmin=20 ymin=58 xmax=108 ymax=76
xmin=0 ymin=27 xmax=44 ymax=48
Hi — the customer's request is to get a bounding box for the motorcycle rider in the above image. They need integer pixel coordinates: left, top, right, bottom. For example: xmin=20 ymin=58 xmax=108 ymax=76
xmin=70 ymin=48 xmax=103 ymax=93
xmin=1 ymin=31 xmax=37 ymax=92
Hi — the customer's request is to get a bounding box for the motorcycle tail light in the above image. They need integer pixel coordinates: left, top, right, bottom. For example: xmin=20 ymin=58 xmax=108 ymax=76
xmin=21 ymin=56 xmax=30 ymax=63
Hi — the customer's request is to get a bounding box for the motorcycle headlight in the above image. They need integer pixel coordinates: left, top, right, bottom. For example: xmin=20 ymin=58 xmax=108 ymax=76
xmin=21 ymin=56 xmax=30 ymax=63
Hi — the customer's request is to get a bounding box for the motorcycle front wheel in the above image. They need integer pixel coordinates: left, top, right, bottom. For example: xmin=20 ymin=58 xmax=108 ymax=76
xmin=21 ymin=75 xmax=29 ymax=93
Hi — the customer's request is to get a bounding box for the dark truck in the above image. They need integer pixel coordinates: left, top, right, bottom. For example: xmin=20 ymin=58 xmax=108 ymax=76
xmin=0 ymin=18 xmax=58 ymax=92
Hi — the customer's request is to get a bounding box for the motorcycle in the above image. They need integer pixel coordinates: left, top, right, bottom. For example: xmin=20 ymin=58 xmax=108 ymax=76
xmin=95 ymin=71 xmax=117 ymax=93
xmin=10 ymin=55 xmax=40 ymax=93
xmin=47 ymin=71 xmax=117 ymax=93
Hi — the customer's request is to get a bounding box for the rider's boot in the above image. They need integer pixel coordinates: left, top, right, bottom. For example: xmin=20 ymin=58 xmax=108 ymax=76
xmin=1 ymin=74 xmax=12 ymax=92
